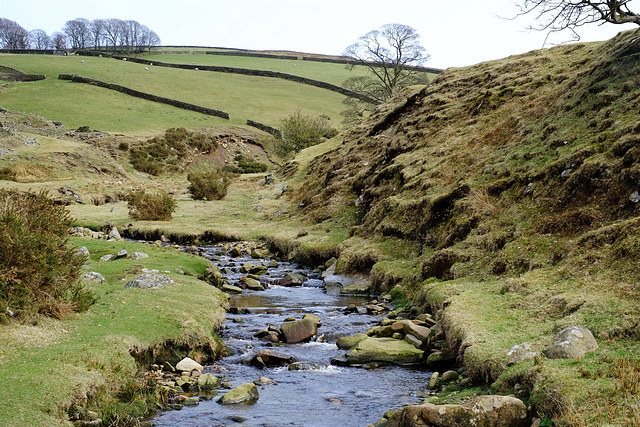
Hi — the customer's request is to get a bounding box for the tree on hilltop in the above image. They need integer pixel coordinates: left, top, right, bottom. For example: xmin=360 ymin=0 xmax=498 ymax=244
xmin=515 ymin=0 xmax=640 ymax=42
xmin=0 ymin=18 xmax=29 ymax=49
xmin=343 ymin=23 xmax=430 ymax=103
xmin=29 ymin=29 xmax=51 ymax=49
xmin=64 ymin=18 xmax=91 ymax=49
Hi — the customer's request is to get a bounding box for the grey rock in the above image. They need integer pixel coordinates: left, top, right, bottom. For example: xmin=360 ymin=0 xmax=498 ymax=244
xmin=336 ymin=333 xmax=369 ymax=350
xmin=83 ymin=272 xmax=105 ymax=283
xmin=280 ymin=314 xmax=320 ymax=343
xmin=404 ymin=333 xmax=423 ymax=349
xmin=387 ymin=395 xmax=528 ymax=427
xmin=107 ymin=227 xmax=121 ymax=241
xmin=241 ymin=276 xmax=264 ymax=291
xmin=176 ymin=357 xmax=203 ymax=373
xmin=125 ymin=273 xmax=173 ymax=289
xmin=221 ymin=284 xmax=244 ymax=294
xmin=198 ymin=373 xmax=221 ymax=390
xmin=402 ymin=320 xmax=431 ymax=342
xmin=338 ymin=337 xmax=424 ymax=365
xmin=544 ymin=325 xmax=597 ymax=359
xmin=440 ymin=370 xmax=459 ymax=382
xmin=75 ymin=246 xmax=90 ymax=259
xmin=428 ymin=372 xmax=439 ymax=389
xmin=127 ymin=251 xmax=149 ymax=260
xmin=218 ymin=383 xmax=259 ymax=405
xmin=507 ymin=343 xmax=539 ymax=366
xmin=250 ymin=349 xmax=296 ymax=368
xmin=277 ymin=272 xmax=306 ymax=287
xmin=99 ymin=254 xmax=114 ymax=262
xmin=114 ymin=249 xmax=128 ymax=259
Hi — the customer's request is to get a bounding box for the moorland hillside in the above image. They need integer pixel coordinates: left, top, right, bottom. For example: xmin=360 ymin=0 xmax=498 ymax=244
xmin=287 ymin=28 xmax=640 ymax=425
xmin=2 ymin=31 xmax=640 ymax=425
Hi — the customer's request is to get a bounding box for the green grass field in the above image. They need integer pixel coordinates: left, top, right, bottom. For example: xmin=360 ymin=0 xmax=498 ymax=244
xmin=0 ymin=52 xmax=368 ymax=133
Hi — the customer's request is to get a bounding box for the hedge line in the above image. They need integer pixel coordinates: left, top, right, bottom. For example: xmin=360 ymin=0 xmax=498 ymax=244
xmin=58 ymin=74 xmax=229 ymax=119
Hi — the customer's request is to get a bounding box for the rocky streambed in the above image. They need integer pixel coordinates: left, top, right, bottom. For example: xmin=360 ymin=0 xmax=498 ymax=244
xmin=148 ymin=243 xmax=459 ymax=426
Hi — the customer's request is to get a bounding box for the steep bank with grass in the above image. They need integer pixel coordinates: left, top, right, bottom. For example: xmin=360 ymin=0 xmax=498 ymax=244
xmin=0 ymin=238 xmax=227 ymax=427
xmin=287 ymin=29 xmax=640 ymax=425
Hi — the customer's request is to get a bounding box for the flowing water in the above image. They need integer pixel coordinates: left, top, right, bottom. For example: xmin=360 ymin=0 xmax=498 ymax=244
xmin=150 ymin=247 xmax=431 ymax=427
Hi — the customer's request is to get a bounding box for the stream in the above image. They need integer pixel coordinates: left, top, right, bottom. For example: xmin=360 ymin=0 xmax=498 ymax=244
xmin=150 ymin=246 xmax=432 ymax=427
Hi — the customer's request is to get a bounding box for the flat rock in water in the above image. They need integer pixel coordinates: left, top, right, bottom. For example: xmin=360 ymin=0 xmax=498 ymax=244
xmin=340 ymin=337 xmax=424 ymax=365
xmin=250 ymin=349 xmax=296 ymax=368
xmin=221 ymin=284 xmax=244 ymax=294
xmin=241 ymin=276 xmax=264 ymax=291
xmin=277 ymin=272 xmax=306 ymax=287
xmin=336 ymin=333 xmax=369 ymax=350
xmin=340 ymin=278 xmax=372 ymax=295
xmin=218 ymin=383 xmax=259 ymax=405
xmin=197 ymin=372 xmax=221 ymax=390
xmin=280 ymin=315 xmax=320 ymax=343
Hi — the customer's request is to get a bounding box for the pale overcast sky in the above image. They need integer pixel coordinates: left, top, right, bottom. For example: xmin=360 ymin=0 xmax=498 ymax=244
xmin=3 ymin=0 xmax=638 ymax=69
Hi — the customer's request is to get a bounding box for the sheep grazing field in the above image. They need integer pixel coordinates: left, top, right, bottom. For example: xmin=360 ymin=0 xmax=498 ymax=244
xmin=0 ymin=49 xmax=392 ymax=133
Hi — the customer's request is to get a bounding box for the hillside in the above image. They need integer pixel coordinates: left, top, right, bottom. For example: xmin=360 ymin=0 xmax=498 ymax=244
xmin=288 ymin=29 xmax=640 ymax=424
xmin=2 ymin=33 xmax=640 ymax=425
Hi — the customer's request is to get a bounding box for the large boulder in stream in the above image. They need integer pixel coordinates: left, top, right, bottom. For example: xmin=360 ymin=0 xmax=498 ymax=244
xmin=280 ymin=314 xmax=321 ymax=343
xmin=333 ymin=337 xmax=424 ymax=365
xmin=383 ymin=395 xmax=528 ymax=427
xmin=277 ymin=272 xmax=306 ymax=287
xmin=217 ymin=383 xmax=259 ymax=405
xmin=250 ymin=349 xmax=296 ymax=368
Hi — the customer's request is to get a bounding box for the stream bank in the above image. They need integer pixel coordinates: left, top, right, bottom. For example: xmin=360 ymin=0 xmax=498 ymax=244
xmin=146 ymin=243 xmax=464 ymax=426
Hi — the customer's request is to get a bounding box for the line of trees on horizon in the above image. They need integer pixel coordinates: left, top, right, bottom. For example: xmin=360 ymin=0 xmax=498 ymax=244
xmin=0 ymin=17 xmax=160 ymax=52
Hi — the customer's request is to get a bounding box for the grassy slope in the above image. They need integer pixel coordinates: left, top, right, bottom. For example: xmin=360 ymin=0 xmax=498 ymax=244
xmin=288 ymin=29 xmax=640 ymax=425
xmin=3 ymin=33 xmax=640 ymax=425
xmin=0 ymin=53 xmax=354 ymax=132
xmin=0 ymin=239 xmax=227 ymax=427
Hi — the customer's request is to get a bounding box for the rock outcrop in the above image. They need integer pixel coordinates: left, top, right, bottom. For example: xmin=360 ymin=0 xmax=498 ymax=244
xmin=382 ymin=395 xmax=528 ymax=427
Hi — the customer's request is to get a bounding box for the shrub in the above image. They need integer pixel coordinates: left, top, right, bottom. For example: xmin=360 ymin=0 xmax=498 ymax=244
xmin=277 ymin=111 xmax=338 ymax=156
xmin=129 ymin=128 xmax=218 ymax=175
xmin=0 ymin=166 xmax=16 ymax=181
xmin=234 ymin=154 xmax=268 ymax=173
xmin=187 ymin=167 xmax=231 ymax=200
xmin=0 ymin=189 xmax=92 ymax=320
xmin=117 ymin=142 xmax=129 ymax=151
xmin=126 ymin=190 xmax=176 ymax=221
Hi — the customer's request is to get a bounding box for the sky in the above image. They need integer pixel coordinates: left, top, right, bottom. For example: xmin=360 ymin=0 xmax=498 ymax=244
xmin=3 ymin=0 xmax=638 ymax=69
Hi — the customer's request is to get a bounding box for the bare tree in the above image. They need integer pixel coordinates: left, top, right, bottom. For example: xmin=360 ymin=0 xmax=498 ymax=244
xmin=64 ymin=18 xmax=91 ymax=49
xmin=51 ymin=32 xmax=67 ymax=50
xmin=516 ymin=1 xmax=640 ymax=42
xmin=29 ymin=29 xmax=51 ymax=49
xmin=343 ymin=23 xmax=430 ymax=103
xmin=0 ymin=18 xmax=29 ymax=49
xmin=90 ymin=19 xmax=105 ymax=50
xmin=102 ymin=18 xmax=122 ymax=50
